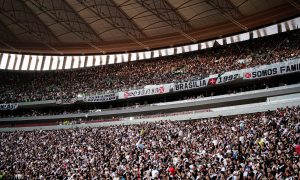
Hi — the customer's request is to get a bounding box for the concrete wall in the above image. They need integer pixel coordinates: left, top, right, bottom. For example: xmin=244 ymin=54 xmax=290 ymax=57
xmin=1 ymin=84 xmax=300 ymax=122
xmin=1 ymin=93 xmax=300 ymax=132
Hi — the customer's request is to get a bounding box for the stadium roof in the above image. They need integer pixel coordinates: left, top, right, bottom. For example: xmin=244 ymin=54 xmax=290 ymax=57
xmin=0 ymin=0 xmax=299 ymax=55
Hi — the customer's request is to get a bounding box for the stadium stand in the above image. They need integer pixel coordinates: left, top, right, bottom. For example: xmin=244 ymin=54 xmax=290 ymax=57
xmin=0 ymin=29 xmax=299 ymax=103
xmin=0 ymin=1 xmax=300 ymax=179
xmin=0 ymin=106 xmax=300 ymax=179
xmin=0 ymin=80 xmax=295 ymax=119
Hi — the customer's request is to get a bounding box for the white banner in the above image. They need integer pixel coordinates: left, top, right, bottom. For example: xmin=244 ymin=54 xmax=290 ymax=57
xmin=82 ymin=57 xmax=300 ymax=101
xmin=243 ymin=58 xmax=300 ymax=79
xmin=119 ymin=85 xmax=170 ymax=99
xmin=173 ymin=57 xmax=300 ymax=92
xmin=0 ymin=103 xmax=18 ymax=110
xmin=172 ymin=72 xmax=241 ymax=92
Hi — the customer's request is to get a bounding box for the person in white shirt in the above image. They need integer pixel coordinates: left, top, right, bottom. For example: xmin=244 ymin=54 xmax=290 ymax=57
xmin=151 ymin=169 xmax=159 ymax=179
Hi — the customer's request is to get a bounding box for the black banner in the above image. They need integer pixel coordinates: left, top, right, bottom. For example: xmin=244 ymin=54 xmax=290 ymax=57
xmin=83 ymin=93 xmax=117 ymax=102
xmin=0 ymin=103 xmax=18 ymax=110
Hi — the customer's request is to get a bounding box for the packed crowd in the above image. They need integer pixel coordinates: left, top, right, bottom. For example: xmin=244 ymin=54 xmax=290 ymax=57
xmin=0 ymin=106 xmax=300 ymax=179
xmin=0 ymin=30 xmax=300 ymax=103
xmin=0 ymin=81 xmax=286 ymax=119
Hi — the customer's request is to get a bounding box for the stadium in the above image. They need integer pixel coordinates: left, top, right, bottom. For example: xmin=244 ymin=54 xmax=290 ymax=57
xmin=0 ymin=0 xmax=300 ymax=179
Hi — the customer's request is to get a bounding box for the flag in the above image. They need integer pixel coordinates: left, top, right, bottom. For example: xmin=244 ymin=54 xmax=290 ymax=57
xmin=217 ymin=72 xmax=226 ymax=80
xmin=217 ymin=73 xmax=222 ymax=79
xmin=208 ymin=78 xmax=217 ymax=85
xmin=140 ymin=129 xmax=145 ymax=136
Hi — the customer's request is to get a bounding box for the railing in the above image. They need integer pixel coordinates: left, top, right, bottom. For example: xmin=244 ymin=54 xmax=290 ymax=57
xmin=1 ymin=94 xmax=300 ymax=132
xmin=1 ymin=83 xmax=300 ymax=122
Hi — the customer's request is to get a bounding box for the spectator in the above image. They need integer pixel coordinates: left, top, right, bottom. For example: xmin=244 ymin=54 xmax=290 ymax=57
xmin=0 ymin=106 xmax=299 ymax=179
xmin=0 ymin=29 xmax=299 ymax=103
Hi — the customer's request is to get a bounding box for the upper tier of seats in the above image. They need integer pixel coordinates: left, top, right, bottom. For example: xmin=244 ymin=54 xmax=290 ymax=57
xmin=0 ymin=30 xmax=299 ymax=103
